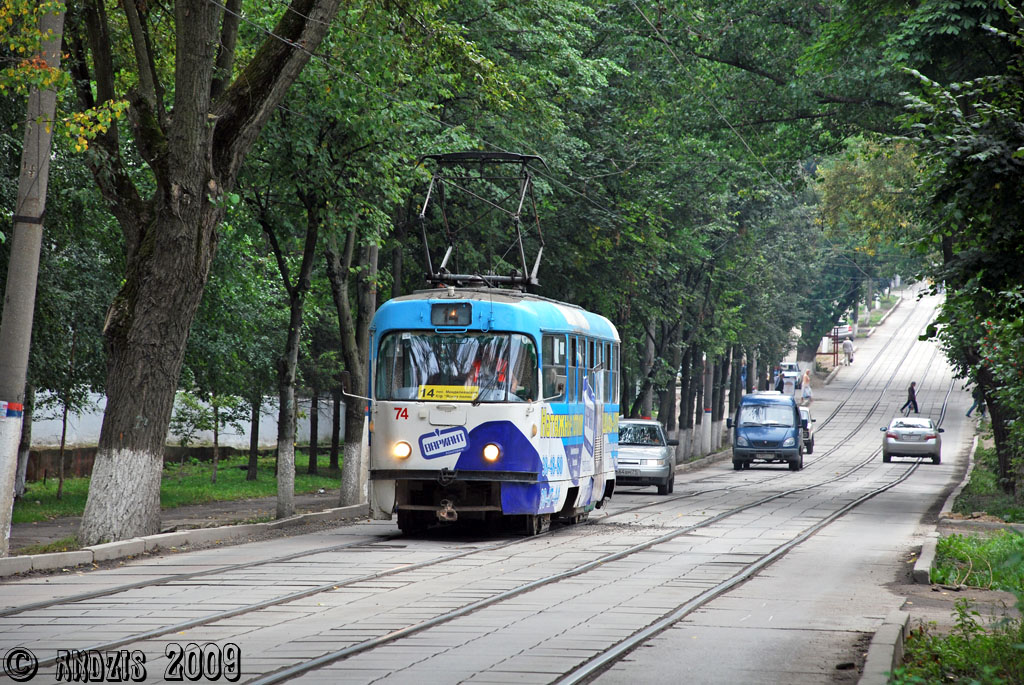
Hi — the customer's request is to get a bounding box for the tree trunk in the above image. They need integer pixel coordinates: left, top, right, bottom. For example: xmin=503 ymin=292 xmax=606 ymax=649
xmin=663 ymin=342 xmax=681 ymax=434
xmin=247 ymin=397 xmax=260 ymax=481
xmin=641 ymin=320 xmax=655 ymax=417
xmin=81 ymin=211 xmax=216 ymax=544
xmin=326 ymin=231 xmax=378 ymax=507
xmin=15 ymin=387 xmax=33 ymax=500
xmin=211 ymin=402 xmax=219 ymax=484
xmin=329 ymin=388 xmax=340 ymax=471
xmin=307 ymin=383 xmax=319 ymax=474
xmin=75 ymin=0 xmax=343 ymax=545
xmin=267 ymin=206 xmax=318 ymax=519
xmin=986 ymin=399 xmax=1015 ymax=496
xmin=58 ymin=403 xmax=69 ymax=501
xmin=276 ymin=374 xmax=297 ymax=518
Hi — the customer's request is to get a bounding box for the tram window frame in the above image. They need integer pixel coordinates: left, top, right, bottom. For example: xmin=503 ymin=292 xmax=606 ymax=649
xmin=611 ymin=343 xmax=620 ymax=404
xmin=542 ymin=334 xmax=567 ymax=401
xmin=598 ymin=339 xmax=606 ymax=403
xmin=569 ymin=336 xmax=578 ymax=401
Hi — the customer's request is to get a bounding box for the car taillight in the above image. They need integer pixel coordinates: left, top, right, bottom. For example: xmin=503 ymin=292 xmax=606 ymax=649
xmin=886 ymin=432 xmax=899 ymax=440
xmin=925 ymin=433 xmax=937 ymax=440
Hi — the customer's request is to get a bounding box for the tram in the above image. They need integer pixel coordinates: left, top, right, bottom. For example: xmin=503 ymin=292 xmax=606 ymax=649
xmin=368 ymin=287 xmax=620 ymax=534
xmin=364 ymin=151 xmax=620 ymax=534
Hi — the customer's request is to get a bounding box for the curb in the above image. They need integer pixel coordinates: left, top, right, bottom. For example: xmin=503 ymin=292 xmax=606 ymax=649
xmin=859 ymin=610 xmax=910 ymax=685
xmin=0 ymin=503 xmax=369 ymax=578
xmin=678 ymin=447 xmax=732 ymax=473
xmin=860 ymin=428 xmax=983 ymax=682
xmin=912 ymin=434 xmax=979 ymax=583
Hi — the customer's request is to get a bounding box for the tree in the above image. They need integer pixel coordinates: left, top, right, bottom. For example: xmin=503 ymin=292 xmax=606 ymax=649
xmin=894 ymin=2 xmax=1024 ymax=497
xmin=74 ymin=0 xmax=343 ymax=544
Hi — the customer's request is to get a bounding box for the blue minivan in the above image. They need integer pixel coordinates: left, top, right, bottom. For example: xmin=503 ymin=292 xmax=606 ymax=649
xmin=727 ymin=391 xmax=806 ymax=471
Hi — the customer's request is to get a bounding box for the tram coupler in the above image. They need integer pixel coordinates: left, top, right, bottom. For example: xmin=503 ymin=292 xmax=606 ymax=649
xmin=437 ymin=499 xmax=458 ymax=522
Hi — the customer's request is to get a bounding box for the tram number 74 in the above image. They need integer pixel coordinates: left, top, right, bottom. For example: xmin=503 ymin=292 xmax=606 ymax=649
xmin=394 ymin=407 xmax=409 ymax=420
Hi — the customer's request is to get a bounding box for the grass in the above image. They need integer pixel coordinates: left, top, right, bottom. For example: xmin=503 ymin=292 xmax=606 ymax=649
xmin=17 ymin=536 xmax=82 ymax=555
xmin=13 ymin=452 xmax=341 ymax=524
xmin=931 ymin=531 xmax=1024 ymax=591
xmin=951 ymin=443 xmax=1024 ymax=523
xmin=861 ymin=294 xmax=901 ymax=327
xmin=890 ymin=598 xmax=1024 ymax=685
xmin=891 ymin=436 xmax=1024 ymax=683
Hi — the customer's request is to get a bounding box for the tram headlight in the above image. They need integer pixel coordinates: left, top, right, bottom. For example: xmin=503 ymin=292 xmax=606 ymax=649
xmin=392 ymin=441 xmax=412 ymax=459
xmin=482 ymin=443 xmax=501 ymax=462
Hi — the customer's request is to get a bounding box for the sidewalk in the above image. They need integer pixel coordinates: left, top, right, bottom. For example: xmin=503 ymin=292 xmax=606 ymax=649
xmin=8 ymin=488 xmax=353 ymax=555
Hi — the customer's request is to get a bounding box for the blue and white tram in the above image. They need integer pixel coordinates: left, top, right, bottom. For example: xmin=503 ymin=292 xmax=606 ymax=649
xmin=368 ymin=286 xmax=620 ymax=535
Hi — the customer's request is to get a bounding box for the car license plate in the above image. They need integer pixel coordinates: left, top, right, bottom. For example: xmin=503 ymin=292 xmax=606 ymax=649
xmin=903 ymin=435 xmax=923 ymax=442
xmin=618 ymin=468 xmax=640 ymax=477
xmin=755 ymin=452 xmax=774 ymax=459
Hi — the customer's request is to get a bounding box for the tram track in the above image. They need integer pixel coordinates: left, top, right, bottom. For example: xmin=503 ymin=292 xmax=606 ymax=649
xmin=607 ymin=294 xmax=942 ymax=517
xmin=0 ymin=295 xmax=955 ymax=682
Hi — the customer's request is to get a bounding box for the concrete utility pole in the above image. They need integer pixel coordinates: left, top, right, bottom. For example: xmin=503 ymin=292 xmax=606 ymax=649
xmin=0 ymin=5 xmax=65 ymax=556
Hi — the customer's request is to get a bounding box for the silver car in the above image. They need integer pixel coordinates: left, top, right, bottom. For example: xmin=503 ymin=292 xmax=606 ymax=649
xmin=615 ymin=419 xmax=678 ymax=494
xmin=881 ymin=417 xmax=943 ymax=464
xmin=799 ymin=406 xmax=815 ymax=453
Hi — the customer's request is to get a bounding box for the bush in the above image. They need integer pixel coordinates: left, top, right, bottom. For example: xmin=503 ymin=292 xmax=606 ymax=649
xmin=952 ymin=445 xmax=1024 ymax=523
xmin=890 ymin=598 xmax=1024 ymax=684
xmin=931 ymin=531 xmax=1024 ymax=591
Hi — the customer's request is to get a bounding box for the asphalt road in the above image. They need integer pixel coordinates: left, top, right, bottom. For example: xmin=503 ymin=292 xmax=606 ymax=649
xmin=0 ymin=290 xmax=976 ymax=684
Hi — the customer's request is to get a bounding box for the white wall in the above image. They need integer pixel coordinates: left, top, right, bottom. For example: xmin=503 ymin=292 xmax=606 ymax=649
xmin=29 ymin=393 xmax=342 ymax=448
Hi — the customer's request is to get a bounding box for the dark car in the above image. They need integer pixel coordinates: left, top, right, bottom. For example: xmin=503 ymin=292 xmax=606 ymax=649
xmin=728 ymin=391 xmax=806 ymax=471
xmin=615 ymin=419 xmax=678 ymax=494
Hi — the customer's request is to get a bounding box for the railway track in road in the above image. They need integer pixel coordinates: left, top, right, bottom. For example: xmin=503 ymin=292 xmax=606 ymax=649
xmin=0 ymin=296 xmax=957 ymax=683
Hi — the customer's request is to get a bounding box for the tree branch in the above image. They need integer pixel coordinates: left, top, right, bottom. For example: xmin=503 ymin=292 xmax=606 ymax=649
xmin=211 ymin=0 xmax=343 ymax=181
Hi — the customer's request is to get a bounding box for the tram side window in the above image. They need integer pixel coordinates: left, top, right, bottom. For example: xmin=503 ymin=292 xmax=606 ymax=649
xmin=611 ymin=343 xmax=620 ymax=404
xmin=542 ymin=334 xmax=566 ymax=401
xmin=510 ymin=336 xmax=539 ymax=402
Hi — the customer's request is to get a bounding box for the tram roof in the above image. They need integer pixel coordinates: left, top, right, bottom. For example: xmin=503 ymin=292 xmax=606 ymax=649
xmin=374 ymin=287 xmax=619 ymax=342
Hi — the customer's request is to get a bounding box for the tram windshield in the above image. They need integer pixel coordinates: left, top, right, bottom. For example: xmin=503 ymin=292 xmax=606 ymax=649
xmin=376 ymin=332 xmax=538 ymax=403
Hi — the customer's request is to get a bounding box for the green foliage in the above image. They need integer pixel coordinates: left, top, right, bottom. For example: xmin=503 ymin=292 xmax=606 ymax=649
xmin=0 ymin=0 xmax=67 ymax=94
xmin=953 ymin=444 xmax=1024 ymax=523
xmin=890 ymin=597 xmax=1024 ymax=684
xmin=169 ymin=393 xmax=216 ymax=449
xmin=932 ymin=531 xmax=1024 ymax=590
xmin=12 ymin=453 xmax=340 ymax=524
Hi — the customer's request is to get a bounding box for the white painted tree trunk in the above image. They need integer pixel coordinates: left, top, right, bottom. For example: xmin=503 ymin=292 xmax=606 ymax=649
xmin=80 ymin=448 xmax=163 ymax=543
xmin=276 ymin=440 xmax=295 ymax=519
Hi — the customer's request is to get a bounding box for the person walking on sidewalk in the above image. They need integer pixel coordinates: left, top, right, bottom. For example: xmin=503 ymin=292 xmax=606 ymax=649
xmin=901 ymin=381 xmax=919 ymax=415
xmin=842 ymin=338 xmax=854 ymax=365
xmin=800 ymin=370 xmax=813 ymax=406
